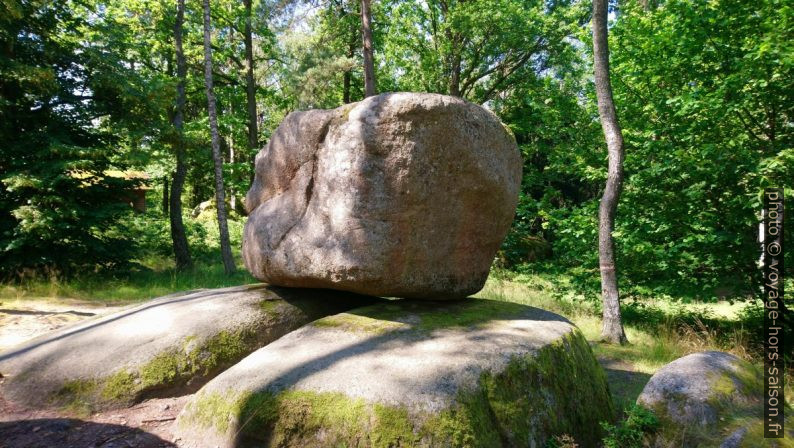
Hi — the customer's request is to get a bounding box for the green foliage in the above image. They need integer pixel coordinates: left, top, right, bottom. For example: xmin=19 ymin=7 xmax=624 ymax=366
xmin=500 ymin=0 xmax=793 ymax=300
xmin=380 ymin=0 xmax=587 ymax=102
xmin=600 ymin=405 xmax=658 ymax=448
xmin=0 ymin=0 xmax=144 ymax=278
xmin=607 ymin=0 xmax=793 ymax=295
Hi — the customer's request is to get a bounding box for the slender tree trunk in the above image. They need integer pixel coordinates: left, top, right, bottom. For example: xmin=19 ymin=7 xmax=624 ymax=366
xmin=162 ymin=177 xmax=169 ymax=215
xmin=343 ymin=37 xmax=355 ymax=103
xmin=360 ymin=0 xmax=376 ymax=97
xmin=202 ymin=0 xmax=236 ymax=274
xmin=343 ymin=68 xmax=352 ymax=103
xmin=170 ymin=0 xmax=193 ymax=271
xmin=224 ymin=100 xmax=236 ymax=212
xmin=222 ymin=126 xmax=237 ymax=213
xmin=447 ymin=32 xmax=461 ymax=97
xmin=593 ymin=0 xmax=627 ymax=344
xmin=243 ymin=0 xmax=258 ymax=184
xmin=449 ymin=52 xmax=461 ymax=97
xmin=343 ymin=9 xmax=357 ymax=103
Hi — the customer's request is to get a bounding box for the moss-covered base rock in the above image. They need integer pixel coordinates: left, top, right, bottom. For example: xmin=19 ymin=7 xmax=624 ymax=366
xmin=0 ymin=285 xmax=374 ymax=413
xmin=637 ymin=351 xmax=794 ymax=447
xmin=175 ymin=299 xmax=614 ymax=447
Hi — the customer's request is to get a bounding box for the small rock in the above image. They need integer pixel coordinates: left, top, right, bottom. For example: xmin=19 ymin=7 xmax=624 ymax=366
xmin=637 ymin=351 xmax=763 ymax=446
xmin=720 ymin=427 xmax=748 ymax=448
xmin=637 ymin=351 xmax=758 ymax=425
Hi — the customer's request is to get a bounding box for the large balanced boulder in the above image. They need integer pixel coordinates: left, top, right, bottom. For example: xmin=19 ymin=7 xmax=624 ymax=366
xmin=175 ymin=299 xmax=614 ymax=447
xmin=637 ymin=351 xmax=792 ymax=447
xmin=243 ymin=93 xmax=522 ymax=299
xmin=0 ymin=285 xmax=374 ymax=413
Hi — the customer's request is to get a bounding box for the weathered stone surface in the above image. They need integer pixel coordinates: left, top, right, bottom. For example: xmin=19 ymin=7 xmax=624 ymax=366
xmin=243 ymin=92 xmax=522 ymax=299
xmin=637 ymin=351 xmax=757 ymax=426
xmin=175 ymin=299 xmax=614 ymax=447
xmin=0 ymin=285 xmax=374 ymax=413
xmin=637 ymin=351 xmax=792 ymax=447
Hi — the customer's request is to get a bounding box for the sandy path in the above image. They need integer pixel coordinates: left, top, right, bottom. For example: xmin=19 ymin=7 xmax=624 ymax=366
xmin=0 ymin=300 xmax=128 ymax=352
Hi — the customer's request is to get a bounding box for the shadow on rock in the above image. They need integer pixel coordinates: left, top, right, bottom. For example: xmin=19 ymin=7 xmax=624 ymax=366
xmin=0 ymin=418 xmax=175 ymax=448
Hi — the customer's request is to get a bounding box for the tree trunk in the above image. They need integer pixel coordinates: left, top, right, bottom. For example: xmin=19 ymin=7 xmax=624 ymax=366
xmin=593 ymin=0 xmax=627 ymax=344
xmin=449 ymin=52 xmax=461 ymax=97
xmin=202 ymin=0 xmax=236 ymax=275
xmin=225 ymin=129 xmax=236 ymax=213
xmin=162 ymin=177 xmax=169 ymax=215
xmin=343 ymin=34 xmax=355 ymax=103
xmin=360 ymin=0 xmax=376 ymax=97
xmin=170 ymin=0 xmax=193 ymax=271
xmin=447 ymin=32 xmax=461 ymax=97
xmin=243 ymin=0 xmax=258 ymax=184
xmin=343 ymin=68 xmax=352 ymax=103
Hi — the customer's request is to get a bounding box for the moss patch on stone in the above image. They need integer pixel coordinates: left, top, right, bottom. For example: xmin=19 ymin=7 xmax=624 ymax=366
xmin=100 ymin=369 xmax=137 ymax=402
xmin=187 ymin=390 xmax=247 ymax=435
xmin=740 ymin=413 xmax=794 ymax=448
xmin=312 ymin=312 xmax=409 ymax=334
xmin=312 ymin=298 xmax=551 ymax=335
xmin=480 ymin=330 xmax=613 ymax=446
xmin=258 ymin=299 xmax=283 ymax=315
xmin=180 ymin=329 xmax=612 ymax=447
xmin=51 ymin=326 xmax=266 ymax=413
xmin=52 ymin=379 xmax=98 ymax=417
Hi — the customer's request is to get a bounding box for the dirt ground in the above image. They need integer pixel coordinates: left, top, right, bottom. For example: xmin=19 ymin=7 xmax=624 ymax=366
xmin=0 ymin=394 xmax=188 ymax=448
xmin=0 ymin=301 xmax=192 ymax=448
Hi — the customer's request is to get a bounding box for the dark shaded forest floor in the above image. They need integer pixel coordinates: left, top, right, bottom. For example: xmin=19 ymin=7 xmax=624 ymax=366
xmin=0 ymin=394 xmax=186 ymax=448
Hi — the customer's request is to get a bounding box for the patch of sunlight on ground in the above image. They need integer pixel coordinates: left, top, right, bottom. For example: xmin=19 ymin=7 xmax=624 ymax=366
xmin=630 ymin=297 xmax=750 ymax=320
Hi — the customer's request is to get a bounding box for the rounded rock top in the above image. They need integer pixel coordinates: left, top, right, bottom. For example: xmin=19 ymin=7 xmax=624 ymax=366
xmin=242 ymin=92 xmax=522 ymax=299
xmin=175 ymin=299 xmax=614 ymax=448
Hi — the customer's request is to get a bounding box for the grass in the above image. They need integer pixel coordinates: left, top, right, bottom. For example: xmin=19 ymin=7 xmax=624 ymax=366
xmin=0 ymin=261 xmax=257 ymax=305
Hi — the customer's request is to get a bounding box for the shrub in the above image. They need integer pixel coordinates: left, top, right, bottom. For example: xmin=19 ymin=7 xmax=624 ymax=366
xmin=600 ymin=405 xmax=658 ymax=448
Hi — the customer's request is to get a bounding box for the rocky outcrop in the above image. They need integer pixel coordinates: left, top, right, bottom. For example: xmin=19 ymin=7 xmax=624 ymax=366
xmin=637 ymin=351 xmax=791 ymax=447
xmin=243 ymin=93 xmax=522 ymax=299
xmin=175 ymin=299 xmax=614 ymax=447
xmin=0 ymin=285 xmax=374 ymax=413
